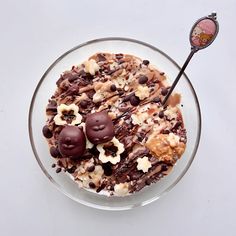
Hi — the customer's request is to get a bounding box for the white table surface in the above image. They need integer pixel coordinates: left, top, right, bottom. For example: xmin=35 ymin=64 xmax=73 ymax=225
xmin=1 ymin=0 xmax=236 ymax=235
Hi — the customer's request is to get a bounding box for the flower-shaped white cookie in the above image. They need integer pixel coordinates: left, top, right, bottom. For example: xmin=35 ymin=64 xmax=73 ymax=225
xmin=136 ymin=156 xmax=152 ymax=173
xmin=54 ymin=104 xmax=82 ymax=126
xmin=97 ymin=137 xmax=124 ymax=165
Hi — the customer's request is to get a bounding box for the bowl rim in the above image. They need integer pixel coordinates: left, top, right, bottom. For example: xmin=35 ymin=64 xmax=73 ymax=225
xmin=28 ymin=37 xmax=202 ymax=211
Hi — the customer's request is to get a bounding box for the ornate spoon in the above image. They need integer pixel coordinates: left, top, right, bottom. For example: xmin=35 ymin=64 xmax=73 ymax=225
xmin=162 ymin=12 xmax=219 ymax=106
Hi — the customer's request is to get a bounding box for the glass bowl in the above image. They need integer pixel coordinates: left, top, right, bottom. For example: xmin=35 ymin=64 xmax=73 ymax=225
xmin=28 ymin=37 xmax=201 ymax=210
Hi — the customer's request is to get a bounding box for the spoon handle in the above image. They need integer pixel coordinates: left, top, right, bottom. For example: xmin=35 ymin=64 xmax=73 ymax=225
xmin=162 ymin=48 xmax=197 ymax=106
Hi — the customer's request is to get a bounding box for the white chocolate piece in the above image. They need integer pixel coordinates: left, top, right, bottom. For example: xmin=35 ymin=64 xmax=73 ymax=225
xmin=114 ymin=183 xmax=129 ymax=196
xmin=84 ymin=59 xmax=100 ymax=75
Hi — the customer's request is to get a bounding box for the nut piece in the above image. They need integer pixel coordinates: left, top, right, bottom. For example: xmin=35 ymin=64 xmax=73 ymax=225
xmin=97 ymin=137 xmax=124 ymax=165
xmin=131 ymin=112 xmax=149 ymax=126
xmin=146 ymin=133 xmax=185 ymax=163
xmin=136 ymin=156 xmax=152 ymax=173
xmin=84 ymin=59 xmax=100 ymax=75
xmin=93 ymin=81 xmax=114 ymax=103
xmin=53 ymin=104 xmax=82 ymax=126
xmin=114 ymin=182 xmax=129 ymax=196
xmin=135 ymin=85 xmax=150 ymax=100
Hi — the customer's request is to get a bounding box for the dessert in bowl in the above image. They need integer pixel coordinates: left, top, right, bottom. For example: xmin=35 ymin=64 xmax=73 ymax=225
xmin=29 ymin=38 xmax=201 ymax=210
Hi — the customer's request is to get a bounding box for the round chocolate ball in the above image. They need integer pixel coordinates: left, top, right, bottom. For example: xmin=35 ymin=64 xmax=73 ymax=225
xmin=85 ymin=111 xmax=115 ymax=144
xmin=42 ymin=125 xmax=53 ymax=139
xmin=58 ymin=126 xmax=86 ymax=159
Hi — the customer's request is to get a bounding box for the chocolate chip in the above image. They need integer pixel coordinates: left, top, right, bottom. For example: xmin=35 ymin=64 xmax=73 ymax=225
xmin=145 ymin=178 xmax=152 ymax=185
xmin=110 ymin=84 xmax=117 ymax=92
xmin=50 ymin=146 xmax=60 ymax=158
xmin=138 ymin=75 xmax=148 ymax=84
xmin=42 ymin=125 xmax=53 ymax=138
xmin=89 ymin=182 xmax=96 ymax=189
xmin=161 ymin=164 xmax=168 ymax=171
xmin=159 ymin=111 xmax=164 ymax=118
xmin=143 ymin=60 xmax=150 ymax=65
xmin=56 ymin=167 xmax=61 ymax=173
xmin=51 ymin=163 xmax=56 ymax=168
xmin=87 ymin=165 xmax=95 ymax=172
xmin=130 ymin=95 xmax=140 ymax=106
xmin=80 ymin=100 xmax=88 ymax=109
xmin=160 ymin=72 xmax=165 ymax=75
xmin=152 ymin=97 xmax=161 ymax=103
xmin=96 ymin=183 xmax=106 ymax=192
xmin=161 ymin=88 xmax=168 ymax=96
xmin=67 ymin=166 xmax=77 ymax=174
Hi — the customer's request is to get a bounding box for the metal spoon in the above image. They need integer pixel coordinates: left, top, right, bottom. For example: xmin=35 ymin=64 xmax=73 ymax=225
xmin=162 ymin=12 xmax=219 ymax=106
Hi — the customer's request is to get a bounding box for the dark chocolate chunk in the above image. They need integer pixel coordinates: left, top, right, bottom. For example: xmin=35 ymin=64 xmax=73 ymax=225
xmin=142 ymin=60 xmax=150 ymax=65
xmin=102 ymin=163 xmax=113 ymax=176
xmin=89 ymin=182 xmax=96 ymax=189
xmin=96 ymin=182 xmax=106 ymax=193
xmin=130 ymin=95 xmax=140 ymax=106
xmin=56 ymin=167 xmax=61 ymax=173
xmin=85 ymin=111 xmax=115 ymax=144
xmin=160 ymin=72 xmax=165 ymax=75
xmin=87 ymin=165 xmax=95 ymax=172
xmin=51 ymin=163 xmax=56 ymax=168
xmin=138 ymin=75 xmax=148 ymax=84
xmin=161 ymin=87 xmax=168 ymax=96
xmin=50 ymin=146 xmax=60 ymax=158
xmin=110 ymin=84 xmax=117 ymax=92
xmin=58 ymin=126 xmax=86 ymax=159
xmin=80 ymin=100 xmax=88 ymax=109
xmin=122 ymin=92 xmax=134 ymax=102
xmin=42 ymin=125 xmax=53 ymax=139
xmin=152 ymin=97 xmax=161 ymax=103
xmin=67 ymin=166 xmax=77 ymax=174
xmin=159 ymin=111 xmax=165 ymax=119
